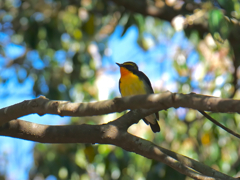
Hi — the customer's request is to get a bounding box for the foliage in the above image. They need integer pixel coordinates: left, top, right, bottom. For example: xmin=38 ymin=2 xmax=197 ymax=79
xmin=1 ymin=0 xmax=240 ymax=179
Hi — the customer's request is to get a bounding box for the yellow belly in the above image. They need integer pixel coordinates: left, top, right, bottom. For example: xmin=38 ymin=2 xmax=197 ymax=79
xmin=119 ymin=73 xmax=157 ymax=124
xmin=120 ymin=74 xmax=147 ymax=97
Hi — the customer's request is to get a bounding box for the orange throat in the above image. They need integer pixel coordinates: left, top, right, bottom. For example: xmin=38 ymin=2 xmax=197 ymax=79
xmin=119 ymin=66 xmax=146 ymax=97
xmin=120 ymin=67 xmax=131 ymax=77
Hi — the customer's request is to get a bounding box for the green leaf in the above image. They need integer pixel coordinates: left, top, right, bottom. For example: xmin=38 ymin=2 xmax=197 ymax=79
xmin=209 ymin=9 xmax=223 ymax=32
xmin=133 ymin=14 xmax=145 ymax=34
xmin=209 ymin=9 xmax=230 ymax=42
xmin=121 ymin=14 xmax=135 ymax=37
xmin=217 ymin=0 xmax=235 ymax=16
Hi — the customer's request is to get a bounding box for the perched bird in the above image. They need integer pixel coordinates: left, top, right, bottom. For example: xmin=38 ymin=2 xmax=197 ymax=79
xmin=116 ymin=61 xmax=160 ymax=133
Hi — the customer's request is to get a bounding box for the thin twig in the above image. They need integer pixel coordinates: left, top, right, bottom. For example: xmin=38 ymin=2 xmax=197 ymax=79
xmin=199 ymin=111 xmax=240 ymax=139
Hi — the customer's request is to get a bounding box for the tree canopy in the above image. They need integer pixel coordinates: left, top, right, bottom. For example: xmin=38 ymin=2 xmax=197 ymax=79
xmin=1 ymin=0 xmax=240 ymax=179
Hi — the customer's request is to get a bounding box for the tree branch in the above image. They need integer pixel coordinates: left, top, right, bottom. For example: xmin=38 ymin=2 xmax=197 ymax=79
xmin=1 ymin=91 xmax=240 ymax=125
xmin=109 ymin=0 xmax=199 ymax=22
xmin=199 ymin=111 xmax=240 ymax=139
xmin=0 ymin=117 xmax=236 ymax=180
xmin=108 ymin=0 xmax=209 ymax=37
xmin=109 ymin=0 xmax=240 ymax=40
xmin=1 ymin=92 xmax=240 ymax=179
xmin=1 ymin=91 xmax=240 ymax=140
xmin=229 ymin=36 xmax=240 ymax=98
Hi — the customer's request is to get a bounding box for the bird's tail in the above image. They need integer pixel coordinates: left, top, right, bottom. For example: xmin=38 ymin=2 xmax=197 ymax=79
xmin=143 ymin=116 xmax=160 ymax=133
xmin=149 ymin=122 xmax=160 ymax=133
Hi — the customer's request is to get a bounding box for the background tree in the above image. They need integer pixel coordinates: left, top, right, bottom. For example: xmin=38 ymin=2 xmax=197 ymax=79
xmin=1 ymin=0 xmax=240 ymax=179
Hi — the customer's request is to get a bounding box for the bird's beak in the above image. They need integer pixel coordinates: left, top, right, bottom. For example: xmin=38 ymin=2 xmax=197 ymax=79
xmin=116 ymin=62 xmax=122 ymax=67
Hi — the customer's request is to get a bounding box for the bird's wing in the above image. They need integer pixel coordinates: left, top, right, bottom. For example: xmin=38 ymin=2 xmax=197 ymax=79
xmin=138 ymin=71 xmax=159 ymax=120
xmin=138 ymin=71 xmax=154 ymax=94
xmin=119 ymin=79 xmax=122 ymax=94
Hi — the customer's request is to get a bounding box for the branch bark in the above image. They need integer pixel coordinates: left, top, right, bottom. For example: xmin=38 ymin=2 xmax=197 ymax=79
xmin=1 ymin=91 xmax=240 ymax=125
xmin=0 ymin=117 xmax=236 ymax=180
xmin=1 ymin=92 xmax=240 ymax=179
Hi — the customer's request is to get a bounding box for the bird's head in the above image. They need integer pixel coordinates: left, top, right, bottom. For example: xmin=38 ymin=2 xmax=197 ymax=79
xmin=116 ymin=61 xmax=138 ymax=71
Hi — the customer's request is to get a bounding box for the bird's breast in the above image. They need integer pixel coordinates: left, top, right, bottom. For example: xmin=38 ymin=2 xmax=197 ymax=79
xmin=120 ymin=73 xmax=147 ymax=97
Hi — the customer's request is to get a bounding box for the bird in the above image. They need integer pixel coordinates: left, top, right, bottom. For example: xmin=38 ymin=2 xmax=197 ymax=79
xmin=116 ymin=61 xmax=160 ymax=133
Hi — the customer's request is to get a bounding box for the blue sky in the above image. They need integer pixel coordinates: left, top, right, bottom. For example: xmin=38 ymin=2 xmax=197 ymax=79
xmin=0 ymin=24 xmax=200 ymax=179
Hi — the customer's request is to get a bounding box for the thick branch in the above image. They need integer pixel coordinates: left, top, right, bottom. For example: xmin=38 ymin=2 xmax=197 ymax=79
xmin=109 ymin=0 xmax=199 ymax=22
xmin=109 ymin=0 xmax=240 ymax=41
xmin=1 ymin=92 xmax=240 ymax=126
xmin=1 ymin=93 xmax=239 ymax=179
xmin=108 ymin=0 xmax=209 ymax=37
xmin=0 ymin=117 xmax=236 ymax=180
xmin=229 ymin=36 xmax=240 ymax=98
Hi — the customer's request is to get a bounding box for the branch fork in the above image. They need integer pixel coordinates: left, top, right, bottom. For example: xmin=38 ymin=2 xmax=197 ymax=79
xmin=1 ymin=92 xmax=240 ymax=180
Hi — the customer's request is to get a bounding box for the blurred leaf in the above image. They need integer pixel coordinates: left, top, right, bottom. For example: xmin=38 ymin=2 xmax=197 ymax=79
xmin=209 ymin=10 xmax=223 ymax=31
xmin=137 ymin=35 xmax=148 ymax=51
xmin=84 ymin=145 xmax=96 ymax=163
xmin=121 ymin=14 xmax=135 ymax=37
xmin=133 ymin=14 xmax=145 ymax=34
xmin=201 ymin=133 xmax=211 ymax=145
xmin=83 ymin=14 xmax=95 ymax=36
xmin=209 ymin=9 xmax=230 ymax=42
xmin=216 ymin=0 xmax=235 ymax=16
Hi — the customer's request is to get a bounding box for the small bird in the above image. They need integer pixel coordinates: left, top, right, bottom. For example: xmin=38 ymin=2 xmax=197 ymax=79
xmin=116 ymin=61 xmax=160 ymax=133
